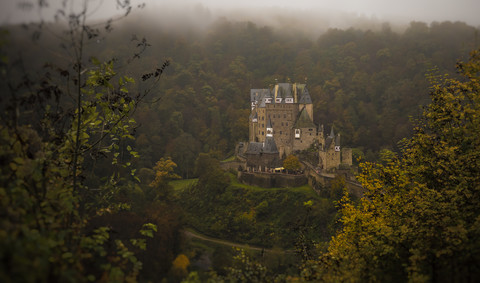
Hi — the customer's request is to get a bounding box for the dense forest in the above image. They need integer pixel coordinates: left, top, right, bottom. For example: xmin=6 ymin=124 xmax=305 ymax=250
xmin=125 ymin=18 xmax=478 ymax=176
xmin=5 ymin=15 xmax=478 ymax=178
xmin=1 ymin=1 xmax=480 ymax=282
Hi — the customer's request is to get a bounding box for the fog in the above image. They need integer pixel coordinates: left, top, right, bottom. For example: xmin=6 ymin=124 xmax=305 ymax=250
xmin=1 ymin=0 xmax=479 ymax=35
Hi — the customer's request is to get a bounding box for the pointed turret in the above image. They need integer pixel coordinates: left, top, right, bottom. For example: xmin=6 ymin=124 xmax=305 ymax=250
xmin=298 ymin=87 xmax=312 ymax=104
xmin=263 ymin=135 xmax=279 ymax=153
xmin=325 ymin=126 xmax=335 ymax=149
xmin=294 ymin=107 xmax=316 ymax=129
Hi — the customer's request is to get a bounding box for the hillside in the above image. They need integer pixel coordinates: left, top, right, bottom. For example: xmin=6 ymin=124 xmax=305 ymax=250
xmin=4 ymin=19 xmax=478 ymax=178
xmin=2 ymin=5 xmax=480 ymax=281
xmin=176 ymin=173 xmax=340 ymax=249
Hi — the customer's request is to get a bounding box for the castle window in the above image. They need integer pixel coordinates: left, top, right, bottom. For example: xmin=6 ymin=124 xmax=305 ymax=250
xmin=295 ymin=129 xmax=301 ymax=138
xmin=284 ymin=114 xmax=286 ymax=118
xmin=280 ymin=131 xmax=283 ymax=135
xmin=286 ymin=122 xmax=288 ymax=126
xmin=281 ymin=122 xmax=284 ymax=126
xmin=262 ymin=116 xmax=264 ymax=120
xmin=262 ymin=131 xmax=264 ymax=135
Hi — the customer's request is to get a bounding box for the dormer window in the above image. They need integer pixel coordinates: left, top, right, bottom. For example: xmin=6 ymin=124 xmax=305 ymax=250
xmin=285 ymin=97 xmax=294 ymax=103
xmin=295 ymin=129 xmax=301 ymax=138
xmin=275 ymin=97 xmax=282 ymax=103
xmin=335 ymin=146 xmax=340 ymax=152
xmin=265 ymin=98 xmax=272 ymax=103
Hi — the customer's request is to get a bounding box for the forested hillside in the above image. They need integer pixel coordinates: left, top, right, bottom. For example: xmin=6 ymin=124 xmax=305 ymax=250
xmin=2 ymin=4 xmax=480 ymax=280
xmin=5 ymin=18 xmax=478 ymax=176
xmin=113 ymin=19 xmax=479 ymax=176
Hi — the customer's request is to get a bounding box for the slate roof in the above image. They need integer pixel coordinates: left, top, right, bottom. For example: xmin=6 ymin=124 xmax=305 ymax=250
xmin=251 ymin=83 xmax=312 ymax=105
xmin=294 ymin=107 xmax=315 ymax=129
xmin=264 ymin=136 xmax=278 ymax=153
xmin=245 ymin=136 xmax=279 ymax=155
xmin=246 ymin=142 xmax=264 ymax=155
xmin=325 ymin=127 xmax=336 ymax=149
xmin=298 ymin=87 xmax=312 ymax=104
xmin=277 ymin=83 xmax=292 ymax=99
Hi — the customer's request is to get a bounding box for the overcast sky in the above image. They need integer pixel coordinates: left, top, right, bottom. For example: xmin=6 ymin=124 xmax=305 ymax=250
xmin=187 ymin=0 xmax=480 ymax=24
xmin=1 ymin=0 xmax=479 ymax=28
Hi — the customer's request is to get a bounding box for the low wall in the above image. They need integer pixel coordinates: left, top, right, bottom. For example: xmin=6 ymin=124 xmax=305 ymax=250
xmin=238 ymin=171 xmax=307 ymax=188
xmin=220 ymin=161 xmax=246 ymax=171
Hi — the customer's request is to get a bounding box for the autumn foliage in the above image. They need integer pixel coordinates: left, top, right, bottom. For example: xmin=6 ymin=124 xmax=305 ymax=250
xmin=303 ymin=49 xmax=480 ymax=282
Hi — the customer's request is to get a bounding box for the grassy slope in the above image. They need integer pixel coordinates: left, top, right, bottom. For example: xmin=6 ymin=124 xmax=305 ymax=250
xmin=173 ymin=174 xmax=338 ymax=249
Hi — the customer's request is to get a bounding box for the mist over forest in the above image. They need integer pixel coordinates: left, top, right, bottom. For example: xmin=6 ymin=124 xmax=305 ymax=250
xmin=23 ymin=10 xmax=474 ymax=169
xmin=2 ymin=1 xmax=480 ymax=282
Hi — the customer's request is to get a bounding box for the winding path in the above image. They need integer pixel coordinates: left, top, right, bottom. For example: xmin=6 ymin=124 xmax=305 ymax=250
xmin=183 ymin=229 xmax=295 ymax=254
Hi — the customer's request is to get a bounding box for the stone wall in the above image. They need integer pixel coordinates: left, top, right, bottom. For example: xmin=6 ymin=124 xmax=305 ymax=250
xmin=341 ymin=148 xmax=353 ymax=165
xmin=238 ymin=171 xmax=307 ymax=188
xmin=220 ymin=161 xmax=246 ymax=171
xmin=292 ymin=127 xmax=317 ymax=151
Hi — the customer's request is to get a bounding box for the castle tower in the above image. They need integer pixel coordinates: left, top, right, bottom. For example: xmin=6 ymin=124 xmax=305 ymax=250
xmin=319 ymin=127 xmax=341 ymax=171
xmin=249 ymin=111 xmax=258 ymax=142
xmin=298 ymin=87 xmax=313 ymax=122
xmin=292 ymin=107 xmax=317 ymax=151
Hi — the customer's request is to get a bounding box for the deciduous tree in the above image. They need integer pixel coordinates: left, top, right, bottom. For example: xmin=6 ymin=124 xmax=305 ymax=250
xmin=283 ymin=154 xmax=301 ymax=173
xmin=305 ymin=49 xmax=480 ymax=282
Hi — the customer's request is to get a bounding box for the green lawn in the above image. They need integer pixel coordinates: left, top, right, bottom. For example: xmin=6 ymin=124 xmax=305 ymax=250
xmin=228 ymin=173 xmax=317 ymax=198
xmin=221 ymin=155 xmax=236 ymax=162
xmin=170 ymin=178 xmax=198 ymax=192
xmin=170 ymin=173 xmax=316 ymax=198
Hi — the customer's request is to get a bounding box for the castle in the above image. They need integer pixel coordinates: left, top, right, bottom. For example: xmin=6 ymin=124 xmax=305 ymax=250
xmin=245 ymin=82 xmax=352 ymax=172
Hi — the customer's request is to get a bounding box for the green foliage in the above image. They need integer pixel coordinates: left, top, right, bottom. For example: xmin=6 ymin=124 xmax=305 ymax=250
xmin=7 ymin=17 xmax=478 ymax=170
xmin=306 ymin=49 xmax=480 ymax=282
xmin=179 ymin=174 xmax=337 ymax=249
xmin=283 ymin=154 xmax=301 ymax=172
xmin=0 ymin=62 xmax=160 ymax=281
xmin=224 ymin=248 xmax=269 ymax=282
xmin=0 ymin=4 xmax=173 ymax=280
xmin=194 ymin=153 xmax=231 ymax=195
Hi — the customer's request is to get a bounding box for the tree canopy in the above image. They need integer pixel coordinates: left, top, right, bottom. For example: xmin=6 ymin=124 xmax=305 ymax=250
xmin=304 ymin=49 xmax=480 ymax=282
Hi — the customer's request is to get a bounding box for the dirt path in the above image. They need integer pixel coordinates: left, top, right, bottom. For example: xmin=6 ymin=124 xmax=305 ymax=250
xmin=183 ymin=229 xmax=295 ymax=254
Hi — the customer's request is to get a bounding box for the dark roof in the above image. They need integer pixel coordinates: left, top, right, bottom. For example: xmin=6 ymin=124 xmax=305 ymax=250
xmin=246 ymin=142 xmax=264 ymax=155
xmin=298 ymin=87 xmax=312 ymax=104
xmin=245 ymin=137 xmax=279 ymax=155
xmin=263 ymin=136 xmax=278 ymax=153
xmin=325 ymin=136 xmax=334 ymax=149
xmin=294 ymin=107 xmax=315 ymax=129
xmin=250 ymin=89 xmax=272 ymax=105
xmin=277 ymin=83 xmax=292 ymax=98
xmin=325 ymin=127 xmax=336 ymax=149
